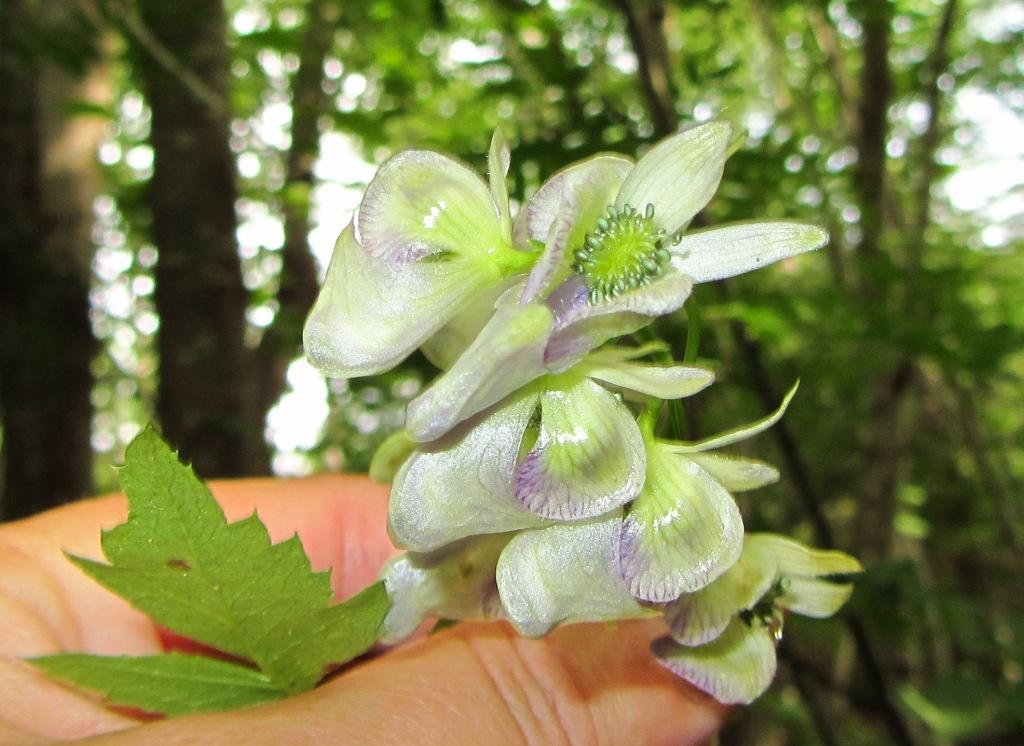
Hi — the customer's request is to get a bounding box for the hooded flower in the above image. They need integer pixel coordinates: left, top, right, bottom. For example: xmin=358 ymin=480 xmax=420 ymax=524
xmin=402 ymin=122 xmax=828 ymax=441
xmin=378 ymin=382 xmax=801 ymax=646
xmin=653 ymin=533 xmax=862 ymax=704
xmin=303 ymin=129 xmax=535 ymax=378
xmin=384 ymin=344 xmax=714 ymax=554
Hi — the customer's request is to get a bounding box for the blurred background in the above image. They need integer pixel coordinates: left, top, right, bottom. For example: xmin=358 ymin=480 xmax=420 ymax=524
xmin=1 ymin=0 xmax=1022 ymax=742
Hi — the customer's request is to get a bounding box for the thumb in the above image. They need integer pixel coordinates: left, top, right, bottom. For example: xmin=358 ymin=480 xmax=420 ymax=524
xmin=95 ymin=619 xmax=728 ymax=745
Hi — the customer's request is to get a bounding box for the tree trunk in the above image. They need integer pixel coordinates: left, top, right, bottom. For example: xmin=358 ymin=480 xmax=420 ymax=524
xmin=0 ymin=0 xmax=105 ymax=519
xmin=134 ymin=0 xmax=268 ymax=477
xmin=255 ymin=0 xmax=337 ymax=420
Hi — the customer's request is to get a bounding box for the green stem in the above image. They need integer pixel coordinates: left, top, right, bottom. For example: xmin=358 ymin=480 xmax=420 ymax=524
xmin=683 ymin=299 xmax=702 ymax=363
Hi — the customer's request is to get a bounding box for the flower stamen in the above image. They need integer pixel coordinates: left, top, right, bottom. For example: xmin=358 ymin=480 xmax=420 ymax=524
xmin=572 ymin=203 xmax=669 ymax=304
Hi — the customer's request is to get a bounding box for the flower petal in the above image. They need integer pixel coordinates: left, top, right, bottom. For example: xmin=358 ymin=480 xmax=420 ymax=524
xmin=358 ymin=149 xmax=503 ymax=262
xmin=544 ymin=271 xmax=693 ymax=371
xmin=420 ymin=277 xmax=515 ymax=370
xmin=304 ymin=224 xmax=495 ymax=377
xmin=615 ymin=122 xmax=732 ymax=235
xmin=686 ymin=453 xmax=780 ymax=492
xmin=662 ymin=380 xmax=799 ymax=453
xmin=745 ymin=533 xmax=863 ymax=579
xmin=520 ymin=190 xmax=574 ymax=302
xmin=653 ymin=619 xmax=778 ymax=705
xmin=380 ymin=534 xmax=511 ymax=643
xmin=780 ymin=576 xmax=855 ymax=618
xmin=368 ymin=429 xmax=417 ymax=484
xmin=488 ymin=128 xmax=513 ymax=242
xmin=515 ymin=378 xmax=646 ymax=520
xmin=389 ymin=392 xmax=547 ymax=552
xmin=665 ymin=549 xmax=775 ymax=646
xmin=670 ymin=221 xmax=828 ymax=283
xmin=496 ymin=515 xmax=650 ymax=637
xmin=583 ymin=360 xmax=714 ymax=400
xmin=618 ymin=445 xmax=744 ymax=602
xmin=405 ymin=299 xmax=554 ymax=442
xmin=512 ymin=153 xmax=632 ymax=249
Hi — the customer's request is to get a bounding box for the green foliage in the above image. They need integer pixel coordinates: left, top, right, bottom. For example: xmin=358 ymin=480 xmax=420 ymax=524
xmin=37 ymin=428 xmax=389 ymax=714
xmin=32 ymin=653 xmax=284 ymax=716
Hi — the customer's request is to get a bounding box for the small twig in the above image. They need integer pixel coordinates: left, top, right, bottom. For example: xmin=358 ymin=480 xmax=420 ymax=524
xmin=104 ymin=0 xmax=227 ymax=117
xmin=609 ymin=0 xmax=675 ymax=137
xmin=909 ymin=0 xmax=958 ymax=269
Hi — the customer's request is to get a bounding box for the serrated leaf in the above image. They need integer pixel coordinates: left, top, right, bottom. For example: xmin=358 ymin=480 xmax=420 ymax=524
xmin=70 ymin=427 xmax=389 ymax=696
xmin=32 ymin=653 xmax=284 ymax=716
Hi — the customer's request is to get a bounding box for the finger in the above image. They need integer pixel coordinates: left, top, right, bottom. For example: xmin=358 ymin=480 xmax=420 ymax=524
xmin=91 ymin=619 xmax=729 ymax=745
xmin=0 ymin=475 xmax=396 ymax=658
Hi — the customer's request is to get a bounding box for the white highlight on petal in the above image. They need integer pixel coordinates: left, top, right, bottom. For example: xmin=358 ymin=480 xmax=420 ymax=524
xmin=358 ymin=149 xmax=503 ymax=262
xmin=670 ymin=221 xmax=828 ymax=283
xmin=514 ymin=378 xmax=646 ymax=520
xmin=618 ymin=444 xmax=744 ymax=603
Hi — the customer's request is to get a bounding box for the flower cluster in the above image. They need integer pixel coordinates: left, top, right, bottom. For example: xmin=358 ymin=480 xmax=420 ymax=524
xmin=304 ymin=123 xmax=860 ymax=704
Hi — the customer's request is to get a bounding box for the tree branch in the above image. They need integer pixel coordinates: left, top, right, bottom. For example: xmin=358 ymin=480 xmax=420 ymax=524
xmin=909 ymin=0 xmax=958 ymax=268
xmin=106 ymin=0 xmax=227 ymax=118
xmin=610 ymin=0 xmax=676 ymax=137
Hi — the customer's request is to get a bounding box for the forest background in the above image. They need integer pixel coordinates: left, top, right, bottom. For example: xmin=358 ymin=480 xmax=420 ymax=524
xmin=1 ymin=0 xmax=1022 ymax=743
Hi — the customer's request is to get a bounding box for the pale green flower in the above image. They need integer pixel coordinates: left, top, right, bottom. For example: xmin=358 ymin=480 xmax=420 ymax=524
xmin=403 ymin=122 xmax=828 ymax=442
xmin=653 ymin=533 xmax=862 ymax=704
xmin=303 ymin=130 xmax=534 ymax=378
xmin=378 ymin=383 xmax=799 ymax=643
xmin=385 ymin=343 xmax=713 ymax=553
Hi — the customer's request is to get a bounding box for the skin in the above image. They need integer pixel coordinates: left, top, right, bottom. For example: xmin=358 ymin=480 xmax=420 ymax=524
xmin=0 ymin=475 xmax=727 ymax=745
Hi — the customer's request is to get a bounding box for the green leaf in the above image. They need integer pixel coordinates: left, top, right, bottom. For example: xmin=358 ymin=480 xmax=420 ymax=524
xmin=32 ymin=653 xmax=284 ymax=716
xmin=69 ymin=427 xmax=389 ymax=697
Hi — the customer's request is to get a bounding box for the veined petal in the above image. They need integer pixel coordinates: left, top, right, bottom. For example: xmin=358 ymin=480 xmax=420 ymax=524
xmin=670 ymin=221 xmax=828 ymax=283
xmin=496 ymin=515 xmax=651 ymax=637
xmin=583 ymin=360 xmax=713 ymax=400
xmin=515 ymin=378 xmax=646 ymax=520
xmin=358 ymin=149 xmax=503 ymax=262
xmin=304 ymin=224 xmax=494 ymax=377
xmin=380 ymin=534 xmax=511 ymax=643
xmin=665 ymin=550 xmax=775 ymax=646
xmin=687 ymin=453 xmax=780 ymax=492
xmin=389 ymin=392 xmax=547 ymax=552
xmin=615 ymin=122 xmax=732 ymax=235
xmin=521 ymin=190 xmax=574 ymax=303
xmin=745 ymin=533 xmax=863 ymax=579
xmin=780 ymin=576 xmax=855 ymax=618
xmin=544 ymin=272 xmax=693 ymax=371
xmin=488 ymin=128 xmax=513 ymax=242
xmin=662 ymin=380 xmax=799 ymax=453
xmin=512 ymin=153 xmax=633 ymax=250
xmin=618 ymin=445 xmax=744 ymax=602
xmin=405 ymin=300 xmax=554 ymax=442
xmin=653 ymin=619 xmax=778 ymax=705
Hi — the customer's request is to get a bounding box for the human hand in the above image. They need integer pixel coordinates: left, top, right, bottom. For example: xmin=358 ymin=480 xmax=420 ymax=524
xmin=0 ymin=475 xmax=727 ymax=744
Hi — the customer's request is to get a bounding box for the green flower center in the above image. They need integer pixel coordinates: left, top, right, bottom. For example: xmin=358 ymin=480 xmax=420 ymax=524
xmin=571 ymin=203 xmax=669 ymax=304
